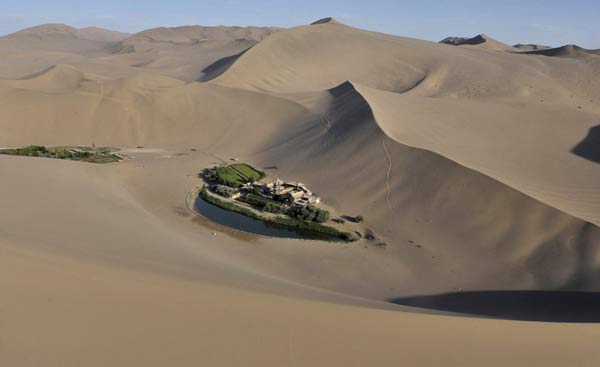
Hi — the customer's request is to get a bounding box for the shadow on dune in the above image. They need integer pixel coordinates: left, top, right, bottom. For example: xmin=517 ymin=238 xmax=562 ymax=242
xmin=390 ymin=291 xmax=600 ymax=322
xmin=199 ymin=48 xmax=250 ymax=82
xmin=572 ymin=125 xmax=600 ymax=163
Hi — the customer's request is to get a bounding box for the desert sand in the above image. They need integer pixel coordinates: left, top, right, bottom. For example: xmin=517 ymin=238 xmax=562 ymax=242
xmin=1 ymin=17 xmax=600 ymax=366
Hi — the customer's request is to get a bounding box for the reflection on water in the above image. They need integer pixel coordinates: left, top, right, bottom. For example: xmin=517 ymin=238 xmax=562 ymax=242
xmin=194 ymin=196 xmax=340 ymax=241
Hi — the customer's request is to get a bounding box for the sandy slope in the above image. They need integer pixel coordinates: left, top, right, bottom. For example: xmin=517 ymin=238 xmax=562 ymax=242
xmin=4 ymin=240 xmax=600 ymax=367
xmin=2 ymin=155 xmax=600 ymax=367
xmin=0 ymin=66 xmax=309 ymax=148
xmin=0 ymin=19 xmax=599 ymax=295
xmin=2 ymin=18 xmax=600 ymax=366
xmin=213 ymin=19 xmax=600 ymax=225
xmin=352 ymin=82 xmax=600 ymax=226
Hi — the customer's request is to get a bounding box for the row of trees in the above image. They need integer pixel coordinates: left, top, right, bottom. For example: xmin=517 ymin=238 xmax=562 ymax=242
xmin=238 ymin=194 xmax=288 ymax=215
xmin=239 ymin=193 xmax=330 ymax=223
xmin=0 ymin=145 xmax=119 ymax=162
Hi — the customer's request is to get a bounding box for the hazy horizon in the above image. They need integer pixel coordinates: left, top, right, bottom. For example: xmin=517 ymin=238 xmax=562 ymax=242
xmin=1 ymin=0 xmax=599 ymax=48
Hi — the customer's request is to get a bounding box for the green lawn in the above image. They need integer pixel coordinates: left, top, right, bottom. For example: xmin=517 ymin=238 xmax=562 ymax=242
xmin=216 ymin=166 xmax=246 ymax=187
xmin=230 ymin=163 xmax=264 ymax=182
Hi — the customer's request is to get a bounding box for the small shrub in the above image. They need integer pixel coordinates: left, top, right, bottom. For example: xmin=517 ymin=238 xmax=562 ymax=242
xmin=213 ymin=184 xmax=236 ymax=198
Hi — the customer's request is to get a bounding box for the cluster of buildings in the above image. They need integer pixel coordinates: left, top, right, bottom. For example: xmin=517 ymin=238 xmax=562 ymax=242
xmin=243 ymin=178 xmax=321 ymax=207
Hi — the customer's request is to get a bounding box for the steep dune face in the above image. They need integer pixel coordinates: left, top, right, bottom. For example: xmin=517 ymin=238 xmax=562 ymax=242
xmin=255 ymin=82 xmax=600 ymax=292
xmin=211 ymin=20 xmax=600 ymax=290
xmin=214 ymin=20 xmax=598 ymax=104
xmin=213 ymin=21 xmax=430 ymax=92
xmin=214 ymin=20 xmax=600 ymax=227
xmin=351 ymin=82 xmax=600 ymax=227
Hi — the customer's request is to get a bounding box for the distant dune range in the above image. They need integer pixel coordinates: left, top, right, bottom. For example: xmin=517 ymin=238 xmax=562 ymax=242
xmin=2 ymin=18 xmax=600 ymax=366
xmin=0 ymin=23 xmax=279 ymax=80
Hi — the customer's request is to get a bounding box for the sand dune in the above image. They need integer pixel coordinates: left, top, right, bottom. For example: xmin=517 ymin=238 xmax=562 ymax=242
xmin=2 ymin=18 xmax=600 ymax=366
xmin=4 ymin=239 xmax=600 ymax=367
xmin=122 ymin=25 xmax=279 ymax=44
xmin=439 ymin=33 xmax=519 ymax=52
xmin=2 ymin=143 xmax=600 ymax=366
xmin=351 ymin=81 xmax=600 ymax=226
xmin=113 ymin=25 xmax=280 ymax=80
xmin=251 ymin=81 xmax=600 ymax=293
xmin=1 ymin=19 xmax=599 ymax=294
xmin=0 ymin=24 xmax=133 ymax=79
xmin=5 ymin=23 xmax=130 ymax=43
xmin=0 ymin=23 xmax=127 ymax=56
xmin=0 ymin=23 xmax=280 ymax=81
xmin=0 ymin=65 xmax=310 ymax=148
xmin=213 ymin=20 xmax=600 ymax=225
xmin=524 ymin=44 xmax=600 ymax=58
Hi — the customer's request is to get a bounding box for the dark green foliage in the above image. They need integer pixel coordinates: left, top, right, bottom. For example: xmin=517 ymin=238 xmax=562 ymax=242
xmin=270 ymin=216 xmax=351 ymax=240
xmin=238 ymin=194 xmax=286 ymax=214
xmin=213 ymin=184 xmax=237 ymax=198
xmin=203 ymin=167 xmax=219 ymax=181
xmin=288 ymin=205 xmax=330 ymax=223
xmin=288 ymin=205 xmax=314 ymax=221
xmin=203 ymin=164 xmax=262 ymax=188
xmin=263 ymin=202 xmax=287 ymax=215
xmin=241 ymin=194 xmax=269 ymax=207
xmin=0 ymin=145 xmax=119 ymax=163
xmin=314 ymin=208 xmax=330 ymax=223
xmin=0 ymin=145 xmax=47 ymax=156
xmin=355 ymin=215 xmax=364 ymax=223
xmin=273 ymin=193 xmax=294 ymax=205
